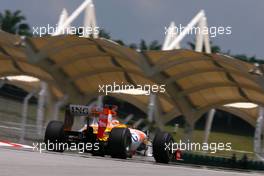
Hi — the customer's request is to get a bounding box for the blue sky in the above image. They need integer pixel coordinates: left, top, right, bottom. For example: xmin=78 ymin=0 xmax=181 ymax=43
xmin=1 ymin=0 xmax=263 ymax=58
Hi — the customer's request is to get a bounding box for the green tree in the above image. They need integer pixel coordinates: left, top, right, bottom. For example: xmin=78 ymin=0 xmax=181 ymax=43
xmin=98 ymin=28 xmax=111 ymax=39
xmin=187 ymin=41 xmax=221 ymax=53
xmin=0 ymin=10 xmax=31 ymax=36
xmin=148 ymin=40 xmax=161 ymax=50
xmin=114 ymin=40 xmax=125 ymax=46
xmin=98 ymin=29 xmax=125 ymax=46
xmin=129 ymin=39 xmax=161 ymax=51
xmin=129 ymin=43 xmax=137 ymax=49
xmin=233 ymin=54 xmax=264 ymax=64
xmin=139 ymin=39 xmax=148 ymax=50
xmin=187 ymin=40 xmax=264 ymax=64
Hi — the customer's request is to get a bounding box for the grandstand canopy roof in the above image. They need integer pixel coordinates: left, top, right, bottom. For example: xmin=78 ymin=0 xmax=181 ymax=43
xmin=1 ymin=30 xmax=264 ymax=126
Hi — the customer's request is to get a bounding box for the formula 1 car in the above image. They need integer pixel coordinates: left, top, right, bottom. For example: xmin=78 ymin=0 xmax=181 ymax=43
xmin=44 ymin=104 xmax=175 ymax=163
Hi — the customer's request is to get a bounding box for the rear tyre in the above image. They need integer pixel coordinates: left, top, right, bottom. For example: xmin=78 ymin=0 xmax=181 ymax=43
xmin=44 ymin=121 xmax=65 ymax=152
xmin=92 ymin=142 xmax=105 ymax=157
xmin=153 ymin=132 xmax=174 ymax=163
xmin=85 ymin=126 xmax=97 ymax=153
xmin=108 ymin=128 xmax=131 ymax=159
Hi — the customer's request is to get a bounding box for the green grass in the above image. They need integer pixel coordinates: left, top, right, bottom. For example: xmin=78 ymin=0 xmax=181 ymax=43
xmin=164 ymin=126 xmax=254 ymax=159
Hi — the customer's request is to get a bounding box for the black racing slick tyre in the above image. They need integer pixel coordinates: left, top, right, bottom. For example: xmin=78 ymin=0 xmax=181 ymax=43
xmin=44 ymin=121 xmax=65 ymax=152
xmin=108 ymin=128 xmax=131 ymax=159
xmin=153 ymin=132 xmax=174 ymax=164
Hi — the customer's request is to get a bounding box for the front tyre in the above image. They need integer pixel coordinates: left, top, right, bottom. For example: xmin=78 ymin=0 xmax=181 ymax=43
xmin=108 ymin=128 xmax=131 ymax=159
xmin=153 ymin=132 xmax=174 ymax=163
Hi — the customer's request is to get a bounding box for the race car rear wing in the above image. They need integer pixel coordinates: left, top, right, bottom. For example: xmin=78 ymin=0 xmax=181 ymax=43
xmin=64 ymin=104 xmax=90 ymax=130
xmin=63 ymin=104 xmax=117 ymax=131
xmin=68 ymin=104 xmax=90 ymax=116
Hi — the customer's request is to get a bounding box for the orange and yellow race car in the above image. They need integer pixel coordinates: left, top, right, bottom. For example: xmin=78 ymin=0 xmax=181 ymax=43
xmin=44 ymin=104 xmax=175 ymax=163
